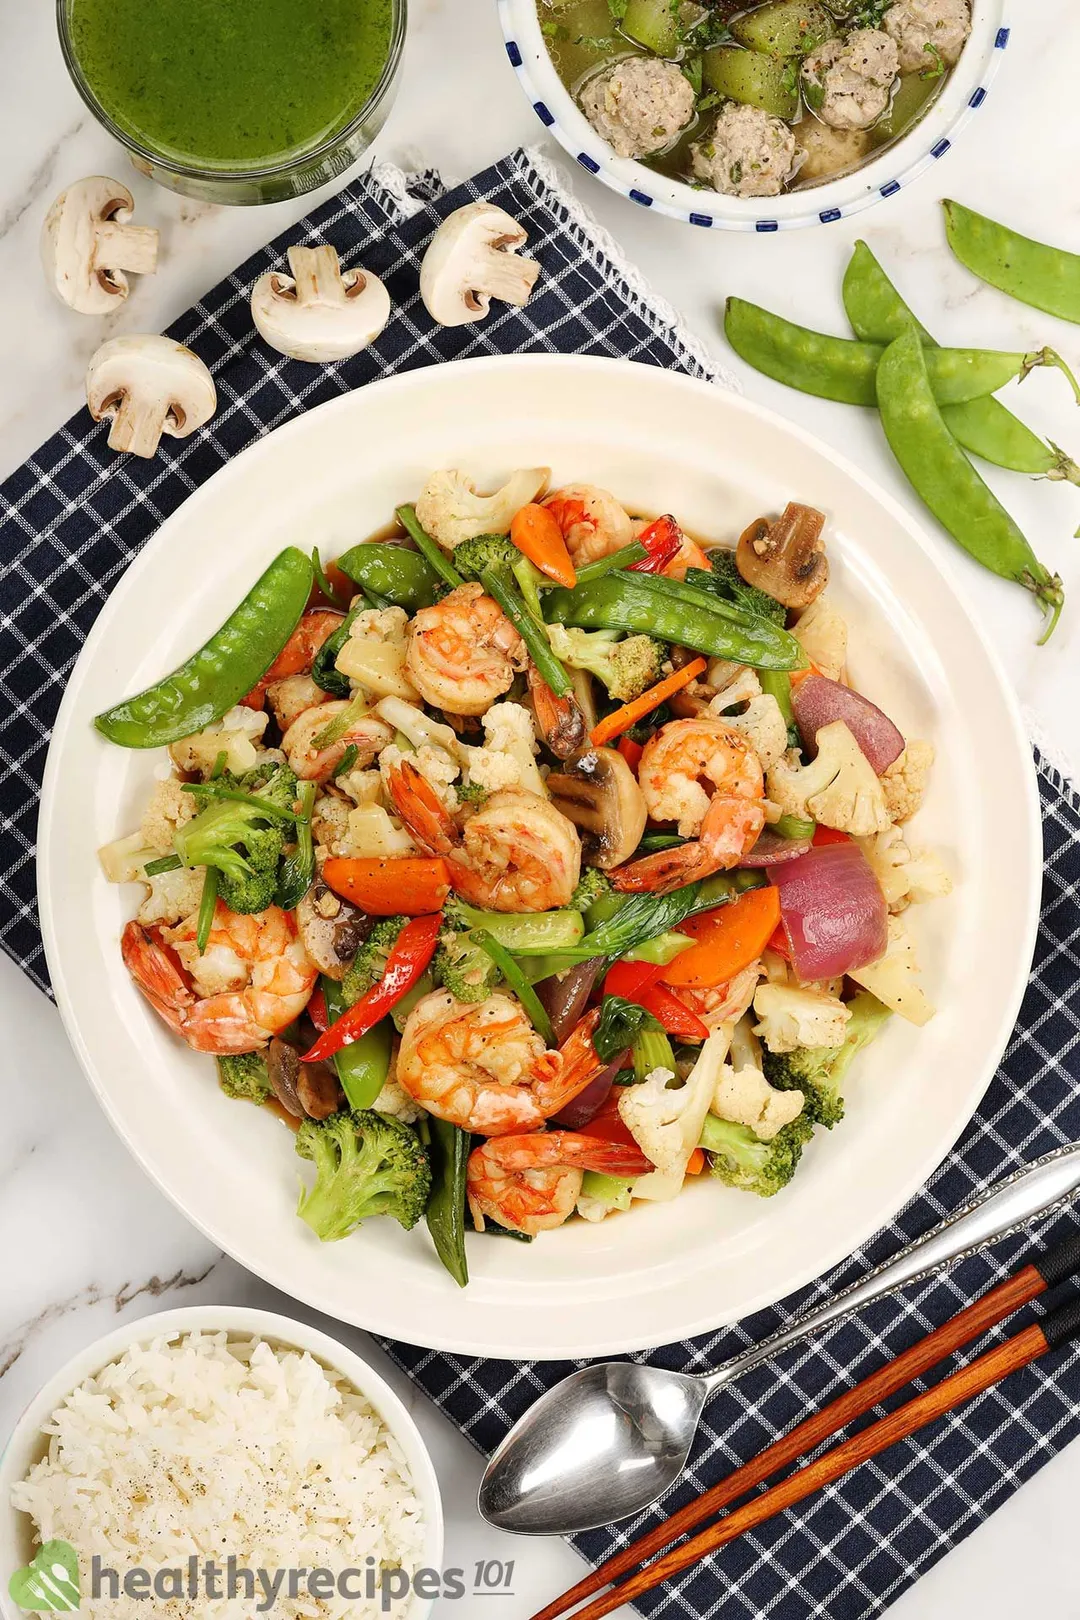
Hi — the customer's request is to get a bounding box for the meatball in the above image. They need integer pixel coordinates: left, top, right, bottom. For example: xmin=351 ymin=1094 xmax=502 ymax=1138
xmin=883 ymin=0 xmax=971 ymax=74
xmin=579 ymin=57 xmax=695 ymax=161
xmin=802 ymin=29 xmax=899 ymax=131
xmin=690 ymin=103 xmax=799 ymax=198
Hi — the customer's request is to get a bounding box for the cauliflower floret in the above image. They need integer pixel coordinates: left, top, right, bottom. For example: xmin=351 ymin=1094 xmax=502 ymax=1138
xmin=137 ymin=865 xmax=205 ymax=928
xmin=881 ymin=739 xmax=935 ymax=823
xmin=579 ymin=57 xmax=695 ymax=161
xmin=619 ymin=1028 xmax=729 ymax=1180
xmin=802 ymin=29 xmax=898 ymax=131
xmin=710 ymin=664 xmax=763 ymax=713
xmin=884 ymin=0 xmax=971 ymax=73
xmin=712 ymin=1062 xmax=806 ymax=1141
xmin=371 ymin=1074 xmax=422 ymax=1125
xmin=753 ymin=983 xmax=851 ymax=1053
xmin=415 ymin=468 xmax=549 ymax=549
xmin=857 ymin=825 xmax=953 ymax=912
xmin=691 ymin=104 xmax=799 ymax=199
xmin=335 ymin=768 xmax=384 ymax=808
xmin=724 ymin=694 xmax=789 ymax=773
xmin=576 ymin=1194 xmax=617 ymax=1224
xmin=849 ymin=915 xmax=935 ymax=1025
xmin=169 ymin=706 xmax=271 ymax=779
xmin=312 ymin=792 xmax=353 ymax=858
xmin=463 ymin=701 xmax=546 ymax=799
xmin=793 ymin=595 xmax=847 ymax=681
xmin=767 ymin=721 xmax=891 ymax=837
xmin=140 ymin=777 xmax=197 ymax=854
xmin=335 ymin=606 xmax=419 ymax=701
xmin=267 ymin=674 xmax=326 ymax=733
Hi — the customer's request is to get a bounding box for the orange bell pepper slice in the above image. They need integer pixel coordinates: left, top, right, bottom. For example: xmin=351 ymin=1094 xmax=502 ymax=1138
xmin=510 ymin=503 xmax=577 ymax=588
xmin=323 ymin=856 xmax=451 ymax=916
xmin=660 ymin=885 xmax=782 ymax=989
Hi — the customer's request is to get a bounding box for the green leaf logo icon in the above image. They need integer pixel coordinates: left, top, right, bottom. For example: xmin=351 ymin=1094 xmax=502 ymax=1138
xmin=8 ymin=1541 xmax=80 ymax=1611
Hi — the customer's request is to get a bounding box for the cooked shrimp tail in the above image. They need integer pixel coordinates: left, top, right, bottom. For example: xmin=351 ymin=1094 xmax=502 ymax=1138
xmin=528 ymin=662 xmax=588 ymax=759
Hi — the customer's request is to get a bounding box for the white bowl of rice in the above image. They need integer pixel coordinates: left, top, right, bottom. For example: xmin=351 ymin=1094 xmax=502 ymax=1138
xmin=0 ymin=1307 xmax=442 ymax=1620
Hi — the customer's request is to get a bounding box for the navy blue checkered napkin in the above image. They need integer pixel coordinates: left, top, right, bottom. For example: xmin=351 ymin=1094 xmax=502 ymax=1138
xmin=2 ymin=147 xmax=1080 ymax=1620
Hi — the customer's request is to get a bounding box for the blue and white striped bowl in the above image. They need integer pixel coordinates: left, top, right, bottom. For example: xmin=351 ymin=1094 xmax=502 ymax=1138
xmin=498 ymin=0 xmax=1009 ymax=229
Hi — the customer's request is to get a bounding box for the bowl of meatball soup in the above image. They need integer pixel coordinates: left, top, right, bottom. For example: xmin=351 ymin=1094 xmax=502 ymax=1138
xmin=500 ymin=0 xmax=1007 ymax=227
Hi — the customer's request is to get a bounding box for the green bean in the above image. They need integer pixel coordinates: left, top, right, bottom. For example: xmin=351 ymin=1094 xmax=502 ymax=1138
xmin=337 ymin=540 xmax=440 ymax=612
xmin=480 ymin=565 xmax=574 ymax=697
xmin=876 ymin=330 xmax=1064 ymax=642
xmin=724 ymin=298 xmax=1077 ymax=408
xmin=843 ymin=241 xmax=1080 ymax=486
xmin=424 ymin=1117 xmax=470 ymax=1287
xmin=944 ymin=200 xmax=1080 ymax=325
xmin=395 ymin=505 xmax=464 ymax=589
xmin=94 ymin=547 xmax=313 ymax=748
xmin=573 ymin=540 xmax=650 ymax=585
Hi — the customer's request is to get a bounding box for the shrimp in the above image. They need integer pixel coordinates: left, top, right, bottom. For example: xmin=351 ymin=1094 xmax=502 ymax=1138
xmin=387 ymin=760 xmax=581 ymax=911
xmin=122 ymin=903 xmax=317 ymax=1054
xmin=282 ymin=701 xmax=393 ymax=783
xmin=677 ymin=962 xmax=762 ymax=1030
xmin=543 ymin=484 xmax=634 ymax=566
xmin=240 ymin=608 xmax=343 ymax=710
xmin=613 ymin=717 xmax=765 ymax=894
xmin=398 ymin=993 xmax=608 ymax=1135
xmin=467 ymin=1131 xmax=653 ymax=1235
xmin=405 ymin=582 xmax=526 ymax=716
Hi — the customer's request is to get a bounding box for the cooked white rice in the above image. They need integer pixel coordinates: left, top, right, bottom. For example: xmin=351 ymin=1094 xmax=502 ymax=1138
xmin=11 ymin=1331 xmax=425 ymax=1620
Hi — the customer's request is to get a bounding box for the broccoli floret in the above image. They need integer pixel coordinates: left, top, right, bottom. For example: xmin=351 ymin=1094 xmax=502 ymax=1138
xmin=296 ymin=1110 xmax=432 ymax=1241
xmin=570 ymin=867 xmax=613 ymax=912
xmin=432 ymin=928 xmax=501 ymax=1003
xmin=546 ymin=624 xmax=666 ymax=703
xmin=454 ymin=532 xmax=529 ymax=592
xmin=455 ymin=779 xmax=490 ymax=807
xmin=217 ymin=1052 xmax=272 ymax=1103
xmin=762 ymin=991 xmax=892 ymax=1128
xmin=341 ymin=916 xmax=409 ymax=1006
xmin=700 ymin=1112 xmax=814 ymax=1197
xmin=685 ymin=549 xmax=786 ymax=626
xmin=173 ymin=764 xmax=299 ymax=915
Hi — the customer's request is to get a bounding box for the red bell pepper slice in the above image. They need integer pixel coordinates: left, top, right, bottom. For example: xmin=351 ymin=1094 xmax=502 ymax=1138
xmin=637 ymin=983 xmax=709 ymax=1041
xmin=617 ymin=735 xmax=644 ymax=773
xmin=604 ymin=959 xmax=664 ymax=999
xmin=812 ymin=825 xmax=851 ymax=847
xmin=628 ymin=515 xmax=683 ymax=574
xmin=578 ymin=1087 xmax=641 ymax=1151
xmin=307 ymin=986 xmax=329 ymax=1033
xmin=302 ymin=913 xmax=442 ymax=1064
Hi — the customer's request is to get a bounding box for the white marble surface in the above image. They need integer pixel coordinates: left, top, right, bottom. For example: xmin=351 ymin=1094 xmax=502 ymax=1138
xmin=2 ymin=2 xmax=1080 ymax=1616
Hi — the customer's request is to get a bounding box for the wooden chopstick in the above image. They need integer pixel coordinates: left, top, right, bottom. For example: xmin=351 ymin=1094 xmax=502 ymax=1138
xmin=530 ymin=1230 xmax=1080 ymax=1620
xmin=532 ymin=1292 xmax=1080 ymax=1620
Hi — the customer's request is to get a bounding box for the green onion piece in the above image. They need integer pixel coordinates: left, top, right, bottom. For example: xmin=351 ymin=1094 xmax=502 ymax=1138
xmin=312 ymin=690 xmax=373 ymax=751
xmin=775 ymin=811 xmax=816 ymax=840
xmin=143 ymin=853 xmax=183 ymax=877
xmin=332 ymin=743 xmax=360 ymax=780
xmin=196 ymin=867 xmax=219 ymax=953
xmin=480 ymin=566 xmax=573 ymax=698
xmin=396 ymin=505 xmax=464 ymax=589
xmin=209 ymin=749 xmax=228 ymax=781
xmin=475 ymin=931 xmax=556 ymax=1047
xmin=573 ymin=540 xmax=649 ymax=586
xmin=311 ymin=546 xmax=350 ymax=611
xmin=180 ymin=784 xmax=302 ymax=823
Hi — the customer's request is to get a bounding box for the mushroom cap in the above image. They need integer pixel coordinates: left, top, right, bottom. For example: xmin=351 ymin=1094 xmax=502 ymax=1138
xmin=41 ymin=176 xmax=159 ymax=315
xmin=736 ymin=503 xmax=829 ymax=610
xmin=250 ymin=243 xmax=391 ymax=363
xmin=86 ymin=335 xmax=217 ymax=459
xmin=420 ymin=201 xmax=541 ymax=328
xmin=547 ymin=746 xmax=648 ymax=870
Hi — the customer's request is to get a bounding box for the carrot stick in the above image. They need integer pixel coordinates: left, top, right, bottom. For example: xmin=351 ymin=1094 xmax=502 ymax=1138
xmin=685 ymin=1147 xmax=706 ymax=1175
xmin=660 ymin=886 xmax=781 ymax=989
xmin=590 ymin=657 xmax=707 ymax=748
xmin=323 ymin=856 xmax=451 ymax=915
xmin=511 ymin=503 xmax=577 ymax=588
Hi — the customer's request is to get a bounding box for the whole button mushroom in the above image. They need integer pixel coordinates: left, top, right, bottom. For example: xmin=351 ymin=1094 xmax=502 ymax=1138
xmin=86 ymin=335 xmax=217 ymax=459
xmin=420 ymin=202 xmax=541 ymax=328
xmin=250 ymin=244 xmax=391 ymax=363
xmin=736 ymin=503 xmax=829 ymax=610
xmin=41 ymin=176 xmax=159 ymax=315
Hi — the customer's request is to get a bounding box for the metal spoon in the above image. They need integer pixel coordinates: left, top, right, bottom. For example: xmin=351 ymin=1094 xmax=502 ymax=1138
xmin=478 ymin=1144 xmax=1080 ymax=1535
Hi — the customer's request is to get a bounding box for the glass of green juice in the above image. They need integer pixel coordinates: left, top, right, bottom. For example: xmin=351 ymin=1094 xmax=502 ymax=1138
xmin=58 ymin=0 xmax=405 ymax=205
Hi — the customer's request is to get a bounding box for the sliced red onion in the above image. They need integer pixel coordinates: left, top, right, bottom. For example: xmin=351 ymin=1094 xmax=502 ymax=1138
xmin=769 ymin=843 xmax=888 ymax=982
xmin=792 ymin=675 xmax=905 ymax=775
xmin=738 ymin=828 xmax=814 ymax=868
xmin=535 ymin=958 xmax=604 ymax=1047
xmin=552 ymin=1055 xmax=626 ymax=1129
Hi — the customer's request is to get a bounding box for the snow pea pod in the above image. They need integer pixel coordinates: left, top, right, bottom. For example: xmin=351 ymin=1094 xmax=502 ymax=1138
xmin=944 ymin=200 xmax=1080 ymax=325
xmin=94 ymin=547 xmax=313 ymax=748
xmin=424 ymin=1116 xmax=470 ymax=1288
xmin=724 ymin=297 xmax=1071 ymax=408
xmin=323 ymin=976 xmax=393 ymax=1109
xmin=876 ymin=330 xmax=1064 ymax=642
xmin=337 ymin=541 xmax=439 ymax=612
xmin=843 ymin=241 xmax=1080 ymax=488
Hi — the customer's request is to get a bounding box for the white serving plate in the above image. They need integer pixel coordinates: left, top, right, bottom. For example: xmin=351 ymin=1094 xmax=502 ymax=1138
xmin=38 ymin=355 xmax=1040 ymax=1359
xmin=0 ymin=1306 xmax=443 ymax=1620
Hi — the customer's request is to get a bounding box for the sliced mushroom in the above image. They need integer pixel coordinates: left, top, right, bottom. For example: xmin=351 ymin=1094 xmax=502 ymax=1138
xmin=296 ymin=1063 xmax=345 ymax=1120
xmin=420 ymin=202 xmax=540 ymax=328
xmin=86 ymin=335 xmax=217 ymax=458
xmin=250 ymin=244 xmax=391 ymax=362
xmin=547 ymin=747 xmax=647 ymax=870
xmin=41 ymin=177 xmax=159 ymax=315
xmin=267 ymin=1037 xmax=306 ymax=1117
xmin=735 ymin=503 xmax=828 ymax=610
xmin=297 ymin=885 xmax=371 ymax=980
